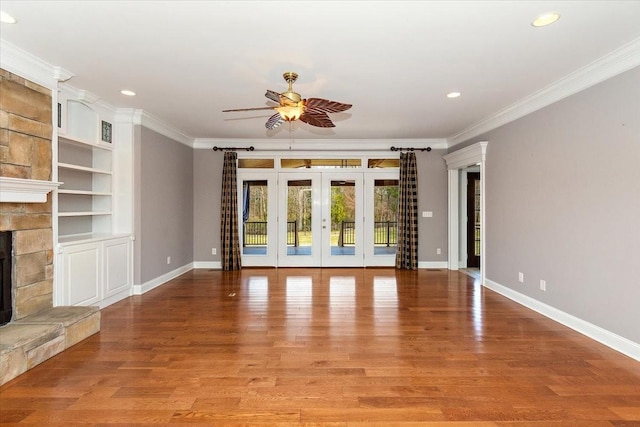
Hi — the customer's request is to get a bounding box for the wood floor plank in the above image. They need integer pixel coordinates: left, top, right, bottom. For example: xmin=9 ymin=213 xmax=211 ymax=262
xmin=1 ymin=268 xmax=639 ymax=425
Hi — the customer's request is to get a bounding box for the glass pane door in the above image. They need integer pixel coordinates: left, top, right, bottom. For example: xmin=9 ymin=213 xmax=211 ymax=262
xmin=322 ymin=172 xmax=363 ymax=267
xmin=278 ymin=173 xmax=322 ymax=266
xmin=238 ymin=172 xmax=277 ymax=266
xmin=365 ymin=172 xmax=398 ymax=266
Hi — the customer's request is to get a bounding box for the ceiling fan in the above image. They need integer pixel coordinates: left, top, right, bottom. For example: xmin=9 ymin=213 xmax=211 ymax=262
xmin=222 ymin=72 xmax=352 ymax=129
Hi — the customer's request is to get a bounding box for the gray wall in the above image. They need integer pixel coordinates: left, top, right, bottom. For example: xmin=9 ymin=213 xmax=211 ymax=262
xmin=191 ymin=150 xmax=448 ymax=265
xmin=134 ymin=126 xmax=194 ymax=284
xmin=463 ymin=66 xmax=640 ymax=343
xmin=193 ymin=149 xmax=223 ymax=263
xmin=416 ymin=149 xmax=449 ymax=263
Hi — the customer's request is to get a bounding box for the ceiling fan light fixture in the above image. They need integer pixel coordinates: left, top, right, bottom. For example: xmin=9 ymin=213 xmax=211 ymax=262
xmin=276 ymin=104 xmax=304 ymax=121
xmin=532 ymin=12 xmax=560 ymax=27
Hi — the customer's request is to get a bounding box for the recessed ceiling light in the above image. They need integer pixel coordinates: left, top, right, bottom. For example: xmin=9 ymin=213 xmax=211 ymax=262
xmin=532 ymin=12 xmax=560 ymax=27
xmin=0 ymin=11 xmax=17 ymax=24
xmin=446 ymin=92 xmax=461 ymax=99
xmin=120 ymin=90 xmax=136 ymax=96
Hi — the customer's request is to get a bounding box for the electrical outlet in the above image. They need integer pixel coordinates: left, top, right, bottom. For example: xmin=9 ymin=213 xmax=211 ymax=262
xmin=211 ymin=248 xmax=217 ymax=255
xmin=167 ymin=256 xmax=171 ymax=264
xmin=436 ymin=248 xmax=441 ymax=255
xmin=518 ymin=272 xmax=524 ymax=283
xmin=540 ymin=279 xmax=546 ymax=291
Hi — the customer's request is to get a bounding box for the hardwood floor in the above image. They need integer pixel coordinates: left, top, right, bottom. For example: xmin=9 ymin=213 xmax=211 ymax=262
xmin=1 ymin=268 xmax=639 ymax=426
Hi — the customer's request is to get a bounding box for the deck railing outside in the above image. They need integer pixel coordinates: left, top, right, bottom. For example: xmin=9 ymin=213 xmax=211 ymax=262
xmin=243 ymin=220 xmax=397 ymax=247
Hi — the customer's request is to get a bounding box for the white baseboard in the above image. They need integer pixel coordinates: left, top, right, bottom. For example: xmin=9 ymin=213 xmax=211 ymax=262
xmin=193 ymin=261 xmax=222 ymax=270
xmin=418 ymin=261 xmax=449 ymax=269
xmin=484 ymin=278 xmax=640 ymax=362
xmin=132 ymin=263 xmax=193 ymax=295
xmin=98 ymin=288 xmax=131 ymax=309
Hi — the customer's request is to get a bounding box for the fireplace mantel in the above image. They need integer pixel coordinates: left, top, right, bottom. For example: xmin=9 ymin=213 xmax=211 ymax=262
xmin=0 ymin=177 xmax=61 ymax=203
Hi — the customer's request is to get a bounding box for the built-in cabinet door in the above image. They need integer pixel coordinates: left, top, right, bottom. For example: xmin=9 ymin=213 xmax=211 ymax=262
xmin=64 ymin=242 xmax=101 ymax=306
xmin=103 ymin=237 xmax=132 ymax=298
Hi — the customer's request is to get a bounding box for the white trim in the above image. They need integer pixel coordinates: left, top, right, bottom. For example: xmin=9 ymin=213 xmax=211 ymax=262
xmin=193 ymin=138 xmax=448 ymax=151
xmin=132 ymin=110 xmax=194 ymax=147
xmin=484 ymin=278 xmax=640 ymax=362
xmin=0 ymin=177 xmax=61 ymax=203
xmin=443 ymin=142 xmax=487 ymax=281
xmin=448 ymin=37 xmax=640 ymax=147
xmin=418 ymin=262 xmax=449 ymax=269
xmin=96 ymin=288 xmax=131 ymax=309
xmin=0 ymin=39 xmax=73 ymax=89
xmin=132 ymin=263 xmax=193 ymax=295
xmin=193 ymin=262 xmax=222 ymax=270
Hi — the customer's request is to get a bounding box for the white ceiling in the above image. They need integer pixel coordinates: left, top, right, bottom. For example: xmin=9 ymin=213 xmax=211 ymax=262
xmin=1 ymin=1 xmax=639 ymax=145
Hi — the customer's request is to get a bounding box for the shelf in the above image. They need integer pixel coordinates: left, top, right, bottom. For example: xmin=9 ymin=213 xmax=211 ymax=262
xmin=58 ymin=211 xmax=111 ymax=217
xmin=58 ymin=189 xmax=112 ymax=196
xmin=59 ymin=134 xmax=112 ymax=151
xmin=58 ymin=162 xmax=112 ymax=175
xmin=58 ymin=232 xmax=131 ymax=246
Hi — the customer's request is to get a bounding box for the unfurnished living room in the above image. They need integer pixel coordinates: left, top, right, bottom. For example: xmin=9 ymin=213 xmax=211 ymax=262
xmin=0 ymin=1 xmax=639 ymax=425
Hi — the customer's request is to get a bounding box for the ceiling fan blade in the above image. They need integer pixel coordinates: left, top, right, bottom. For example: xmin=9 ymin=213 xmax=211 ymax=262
xmin=265 ymin=90 xmax=281 ymax=103
xmin=265 ymin=113 xmax=284 ymax=129
xmin=303 ymin=98 xmax=352 ymax=113
xmin=299 ymin=111 xmax=335 ymax=128
xmin=222 ymin=106 xmax=276 ymax=112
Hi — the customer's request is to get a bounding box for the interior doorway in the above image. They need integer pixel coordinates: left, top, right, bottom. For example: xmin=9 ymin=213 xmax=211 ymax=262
xmin=443 ymin=141 xmax=487 ymax=285
xmin=466 ymin=171 xmax=481 ymax=268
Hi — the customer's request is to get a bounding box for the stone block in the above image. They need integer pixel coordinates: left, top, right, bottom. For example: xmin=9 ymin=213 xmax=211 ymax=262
xmin=14 ymin=228 xmax=53 ymax=255
xmin=26 ymin=335 xmax=65 ymax=369
xmin=4 ymin=213 xmax=51 ymax=231
xmin=3 ymin=113 xmax=51 ymax=140
xmin=0 ymin=78 xmax=52 ymax=123
xmin=25 ymin=195 xmax=52 ymax=213
xmin=6 ymin=131 xmax=34 ymax=166
xmin=14 ymin=280 xmax=53 ymax=319
xmin=18 ymin=306 xmax=101 ymax=349
xmin=0 ymin=323 xmax=63 ymax=351
xmin=0 ymin=162 xmax=30 ymax=179
xmin=0 ymin=323 xmax=63 ymax=386
xmin=0 ymin=145 xmax=6 ymax=162
xmin=0 ymin=345 xmax=27 ymax=386
xmin=0 ymin=202 xmax=25 ymax=214
xmin=15 ymin=251 xmax=47 ymax=287
xmin=31 ymin=138 xmax=52 ymax=181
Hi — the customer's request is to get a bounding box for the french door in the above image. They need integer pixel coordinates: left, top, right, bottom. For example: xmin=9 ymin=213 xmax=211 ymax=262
xmin=278 ymin=172 xmax=364 ymax=267
xmin=238 ymin=167 xmax=398 ymax=267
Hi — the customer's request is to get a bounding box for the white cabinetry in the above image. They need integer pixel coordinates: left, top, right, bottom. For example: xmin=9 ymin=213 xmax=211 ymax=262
xmin=55 ymin=92 xmax=132 ymax=307
xmin=57 ymin=236 xmax=132 ymax=307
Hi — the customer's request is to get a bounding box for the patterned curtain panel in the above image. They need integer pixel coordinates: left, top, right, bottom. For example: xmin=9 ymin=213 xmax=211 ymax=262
xmin=220 ymin=151 xmax=242 ymax=271
xmin=396 ymin=151 xmax=418 ymax=270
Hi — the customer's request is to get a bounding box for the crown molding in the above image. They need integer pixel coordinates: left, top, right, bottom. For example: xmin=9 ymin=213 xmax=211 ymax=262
xmin=448 ymin=37 xmax=640 ymax=147
xmin=192 ymin=138 xmax=448 ymax=151
xmin=132 ymin=110 xmax=194 ymax=147
xmin=0 ymin=39 xmax=74 ymax=89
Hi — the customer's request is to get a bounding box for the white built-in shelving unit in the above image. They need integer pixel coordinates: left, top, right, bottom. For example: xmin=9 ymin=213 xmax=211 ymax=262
xmin=54 ymin=90 xmax=133 ymax=308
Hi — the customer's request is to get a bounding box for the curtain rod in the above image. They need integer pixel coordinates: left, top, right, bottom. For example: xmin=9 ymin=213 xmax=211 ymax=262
xmin=212 ymin=146 xmax=255 ymax=151
xmin=390 ymin=146 xmax=432 ymax=152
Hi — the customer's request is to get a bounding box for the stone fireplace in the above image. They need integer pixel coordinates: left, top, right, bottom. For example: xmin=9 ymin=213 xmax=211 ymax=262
xmin=0 ymin=68 xmax=100 ymax=386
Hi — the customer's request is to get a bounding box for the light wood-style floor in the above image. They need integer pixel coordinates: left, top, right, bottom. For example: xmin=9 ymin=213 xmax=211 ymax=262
xmin=1 ymin=268 xmax=639 ymax=426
